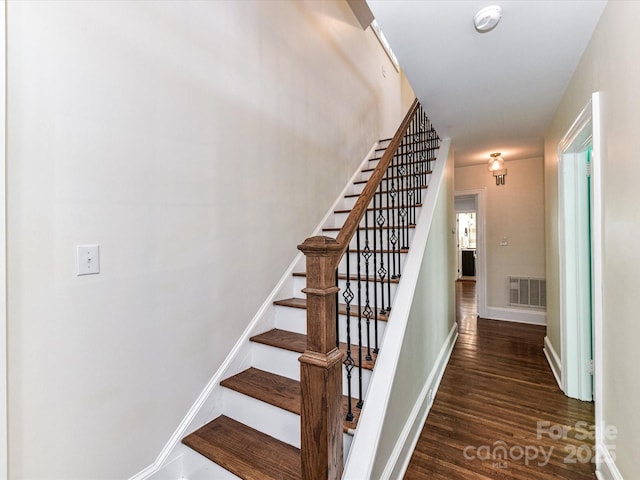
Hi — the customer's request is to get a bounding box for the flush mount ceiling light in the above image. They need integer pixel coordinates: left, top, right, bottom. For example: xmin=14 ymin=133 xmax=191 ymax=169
xmin=488 ymin=152 xmax=507 ymax=185
xmin=487 ymin=152 xmax=504 ymax=171
xmin=474 ymin=5 xmax=502 ymax=33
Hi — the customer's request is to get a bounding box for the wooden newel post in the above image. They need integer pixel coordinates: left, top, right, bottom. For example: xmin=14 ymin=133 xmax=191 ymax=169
xmin=297 ymin=236 xmax=345 ymax=480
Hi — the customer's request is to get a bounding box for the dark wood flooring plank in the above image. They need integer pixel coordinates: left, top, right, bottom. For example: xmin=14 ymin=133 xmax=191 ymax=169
xmin=404 ymin=281 xmax=596 ymax=479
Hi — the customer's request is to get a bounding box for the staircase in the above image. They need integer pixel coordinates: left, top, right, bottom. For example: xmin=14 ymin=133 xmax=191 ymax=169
xmin=176 ymin=101 xmax=439 ymax=479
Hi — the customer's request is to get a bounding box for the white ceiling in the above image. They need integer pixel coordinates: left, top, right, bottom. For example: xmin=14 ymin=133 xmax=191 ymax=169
xmin=368 ymin=0 xmax=607 ymax=167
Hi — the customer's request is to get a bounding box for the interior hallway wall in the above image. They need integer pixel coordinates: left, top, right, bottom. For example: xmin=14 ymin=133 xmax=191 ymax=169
xmin=6 ymin=1 xmax=408 ymax=477
xmin=544 ymin=1 xmax=640 ymax=476
xmin=455 ymin=157 xmax=545 ymax=312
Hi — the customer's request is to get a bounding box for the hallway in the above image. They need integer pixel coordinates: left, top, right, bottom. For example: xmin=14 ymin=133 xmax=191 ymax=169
xmin=404 ymin=280 xmax=596 ymax=479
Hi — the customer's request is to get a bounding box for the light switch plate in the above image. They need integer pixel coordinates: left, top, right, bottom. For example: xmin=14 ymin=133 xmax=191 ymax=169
xmin=76 ymin=245 xmax=100 ymax=275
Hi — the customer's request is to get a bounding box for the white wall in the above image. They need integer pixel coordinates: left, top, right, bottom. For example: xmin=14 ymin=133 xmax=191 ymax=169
xmin=370 ymin=140 xmax=456 ymax=478
xmin=544 ymin=1 xmax=640 ymax=476
xmin=6 ymin=1 xmax=408 ymax=478
xmin=456 ymin=157 xmax=546 ymax=311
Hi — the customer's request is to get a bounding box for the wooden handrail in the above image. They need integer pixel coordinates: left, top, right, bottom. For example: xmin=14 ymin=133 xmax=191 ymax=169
xmin=297 ymin=99 xmax=421 ymax=480
xmin=334 ymin=98 xmax=420 ymax=259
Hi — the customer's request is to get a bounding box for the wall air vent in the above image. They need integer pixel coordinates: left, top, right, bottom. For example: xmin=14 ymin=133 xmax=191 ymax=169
xmin=509 ymin=277 xmax=546 ymax=308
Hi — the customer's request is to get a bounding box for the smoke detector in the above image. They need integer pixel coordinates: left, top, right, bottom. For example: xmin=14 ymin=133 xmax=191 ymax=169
xmin=474 ymin=5 xmax=502 ymax=33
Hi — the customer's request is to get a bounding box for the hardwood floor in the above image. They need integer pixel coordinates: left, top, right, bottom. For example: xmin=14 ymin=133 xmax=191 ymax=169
xmin=404 ymin=280 xmax=596 ymax=479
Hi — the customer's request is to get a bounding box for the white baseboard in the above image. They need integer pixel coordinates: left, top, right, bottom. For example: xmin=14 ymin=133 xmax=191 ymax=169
xmin=543 ymin=336 xmax=562 ymax=390
xmin=596 ymin=444 xmax=624 ymax=480
xmin=485 ymin=306 xmax=546 ymax=325
xmin=380 ymin=323 xmax=458 ymax=480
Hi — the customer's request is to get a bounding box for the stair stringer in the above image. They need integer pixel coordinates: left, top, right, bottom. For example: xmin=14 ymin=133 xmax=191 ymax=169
xmin=342 ymin=139 xmax=454 ymax=479
xmin=129 ymin=141 xmax=381 ymax=480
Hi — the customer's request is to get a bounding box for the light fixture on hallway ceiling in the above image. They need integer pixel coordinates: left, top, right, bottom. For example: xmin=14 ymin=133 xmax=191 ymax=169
xmin=488 ymin=152 xmax=507 ymax=185
xmin=473 ymin=5 xmax=502 ymax=33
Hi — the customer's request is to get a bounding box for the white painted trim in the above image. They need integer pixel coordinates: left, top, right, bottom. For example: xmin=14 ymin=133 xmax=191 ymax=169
xmin=129 ymin=143 xmax=381 ymax=480
xmin=0 ymin=1 xmax=7 ymax=476
xmin=454 ymin=188 xmax=487 ymax=318
xmin=596 ymin=444 xmax=623 ymax=480
xmin=558 ymin=94 xmax=601 ymax=403
xmin=381 ymin=324 xmax=458 ymax=480
xmin=485 ymin=306 xmax=546 ymax=325
xmin=543 ymin=336 xmax=562 ymax=389
xmin=590 ymin=92 xmax=606 ymax=478
xmin=343 ymin=139 xmax=451 ymax=479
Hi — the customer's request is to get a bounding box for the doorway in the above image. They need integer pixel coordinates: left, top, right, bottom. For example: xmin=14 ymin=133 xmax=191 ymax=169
xmin=558 ymin=93 xmax=603 ymax=406
xmin=454 ymin=190 xmax=487 ymax=318
xmin=456 ymin=212 xmax=476 ymax=279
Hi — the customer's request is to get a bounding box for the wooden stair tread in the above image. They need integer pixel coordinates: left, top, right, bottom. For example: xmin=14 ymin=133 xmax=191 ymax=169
xmin=273 ymin=297 xmax=390 ymax=321
xmin=221 ymin=367 xmax=300 ymax=414
xmin=251 ymin=328 xmax=307 ymax=353
xmin=292 ymin=271 xmax=400 ymax=285
xmin=251 ymin=328 xmax=378 ymax=370
xmin=182 ymin=415 xmax=301 ymax=480
xmin=220 ymin=367 xmax=362 ymax=432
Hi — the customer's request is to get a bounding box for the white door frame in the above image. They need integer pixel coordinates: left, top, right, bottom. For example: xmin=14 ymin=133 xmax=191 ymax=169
xmin=557 ymin=91 xmax=603 ymax=415
xmin=454 ymin=189 xmax=487 ymax=318
xmin=1 ymin=0 xmax=8 ymax=475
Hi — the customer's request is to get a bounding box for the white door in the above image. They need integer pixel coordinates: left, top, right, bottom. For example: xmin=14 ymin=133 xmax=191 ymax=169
xmin=559 ymin=149 xmax=593 ymax=401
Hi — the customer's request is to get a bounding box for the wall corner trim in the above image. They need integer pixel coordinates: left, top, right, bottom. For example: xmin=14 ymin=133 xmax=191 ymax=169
xmin=543 ymin=336 xmax=562 ymax=390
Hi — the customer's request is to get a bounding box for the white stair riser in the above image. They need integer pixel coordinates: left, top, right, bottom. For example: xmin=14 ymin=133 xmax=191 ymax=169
xmin=358 ymin=169 xmax=374 ymax=183
xmin=179 ymin=446 xmax=241 ymax=480
xmin=340 ymin=182 xmax=430 ymax=210
xmin=338 ymin=195 xmax=419 ymax=211
xmin=252 ymin=343 xmax=301 ymax=381
xmin=342 ymin=228 xmax=416 ymax=251
xmin=222 ymin=388 xmax=353 ymax=453
xmin=273 ymin=305 xmax=388 ymax=345
xmin=328 ymin=207 xmax=422 ymax=229
xmin=342 ymin=363 xmax=373 ymax=399
xmin=251 ymin=343 xmax=373 ymax=396
xmin=321 ymin=230 xmax=417 ymax=253
xmin=273 ymin=306 xmax=306 ymax=334
xmin=345 ymin=179 xmax=429 ymax=198
xmin=223 ymin=388 xmax=301 ymax=447
xmin=337 ymin=251 xmax=409 ymax=274
xmin=293 ymin=276 xmax=399 ymax=304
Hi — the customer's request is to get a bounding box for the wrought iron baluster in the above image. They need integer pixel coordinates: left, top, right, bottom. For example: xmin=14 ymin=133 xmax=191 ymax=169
xmin=398 ymin=138 xmax=407 ymax=252
xmin=407 ymin=120 xmax=416 ymax=227
xmin=385 ymin=170 xmax=393 ymax=308
xmin=372 ymin=191 xmax=380 ymax=353
xmin=362 ymin=210 xmax=373 ymax=362
xmin=335 ymin=269 xmax=339 ymax=349
xmin=342 ymin=255 xmax=355 ymax=422
xmin=377 ymin=182 xmax=388 ymax=316
xmin=355 ymin=228 xmax=364 ymax=408
xmin=399 ymin=138 xmax=405 ymax=251
xmin=389 ymin=154 xmax=399 ymax=280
